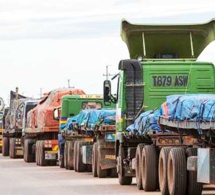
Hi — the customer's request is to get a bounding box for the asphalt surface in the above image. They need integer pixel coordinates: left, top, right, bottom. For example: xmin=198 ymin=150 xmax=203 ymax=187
xmin=0 ymin=155 xmax=215 ymax=195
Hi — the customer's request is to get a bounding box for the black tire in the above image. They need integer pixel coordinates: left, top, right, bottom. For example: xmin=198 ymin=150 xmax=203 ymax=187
xmin=37 ymin=141 xmax=41 ymax=166
xmin=186 ymin=148 xmax=203 ymax=195
xmin=64 ymin=141 xmax=68 ymax=169
xmin=2 ymin=137 xmax=9 ymax=156
xmin=73 ymin=141 xmax=78 ymax=172
xmin=141 ymin=145 xmax=158 ymax=191
xmin=159 ymin=147 xmax=171 ymax=195
xmin=135 ymin=144 xmax=144 ymax=190
xmin=38 ymin=141 xmax=41 ymax=166
xmin=24 ymin=139 xmax=34 ymax=163
xmin=35 ymin=141 xmax=39 ymax=165
xmin=9 ymin=138 xmax=16 ymax=159
xmin=167 ymin=148 xmax=187 ymax=195
xmin=92 ymin=143 xmax=98 ymax=177
xmin=118 ymin=145 xmax=132 ymax=185
xmin=110 ymin=168 xmax=118 ymax=178
xmin=76 ymin=141 xmax=85 ymax=172
xmin=86 ymin=164 xmax=92 ymax=172
xmin=67 ymin=141 xmax=74 ymax=170
xmin=59 ymin=148 xmax=64 ymax=168
xmin=39 ymin=141 xmax=46 ymax=166
xmin=97 ymin=145 xmax=107 ymax=178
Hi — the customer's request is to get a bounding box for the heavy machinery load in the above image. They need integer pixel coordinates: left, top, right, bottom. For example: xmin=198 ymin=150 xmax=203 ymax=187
xmin=103 ymin=19 xmax=215 ymax=195
xmin=57 ymin=94 xmax=116 ymax=178
xmin=23 ymin=88 xmax=85 ymax=166
xmin=2 ymin=88 xmax=37 ymax=158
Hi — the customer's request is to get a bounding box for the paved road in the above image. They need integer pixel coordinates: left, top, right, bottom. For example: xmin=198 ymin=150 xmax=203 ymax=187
xmin=0 ymin=155 xmax=214 ymax=195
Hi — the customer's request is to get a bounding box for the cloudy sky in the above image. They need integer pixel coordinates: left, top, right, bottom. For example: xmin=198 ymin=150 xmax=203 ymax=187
xmin=1 ymin=0 xmax=215 ymax=106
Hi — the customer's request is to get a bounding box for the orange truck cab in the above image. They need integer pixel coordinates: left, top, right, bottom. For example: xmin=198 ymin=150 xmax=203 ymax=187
xmin=23 ymin=88 xmax=85 ymax=166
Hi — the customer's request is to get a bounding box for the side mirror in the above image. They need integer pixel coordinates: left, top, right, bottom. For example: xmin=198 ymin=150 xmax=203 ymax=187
xmin=103 ymin=80 xmax=111 ymax=104
xmin=53 ymin=108 xmax=60 ymax=121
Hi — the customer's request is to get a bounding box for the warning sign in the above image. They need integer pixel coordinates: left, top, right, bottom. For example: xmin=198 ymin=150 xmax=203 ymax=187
xmin=105 ymin=133 xmax=115 ymax=142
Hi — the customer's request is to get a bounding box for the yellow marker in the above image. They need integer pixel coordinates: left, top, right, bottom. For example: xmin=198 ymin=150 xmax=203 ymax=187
xmin=52 ymin=145 xmax=58 ymax=151
xmin=45 ymin=151 xmax=58 ymax=154
xmin=105 ymin=155 xmax=116 ymax=160
xmin=79 ymin=95 xmax=103 ymax=99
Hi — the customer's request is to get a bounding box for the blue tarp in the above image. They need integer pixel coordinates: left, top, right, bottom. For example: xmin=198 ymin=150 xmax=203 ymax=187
xmin=61 ymin=109 xmax=116 ymax=132
xmin=127 ymin=94 xmax=215 ymax=135
xmin=162 ymin=94 xmax=215 ymax=121
xmin=126 ymin=109 xmax=161 ymax=135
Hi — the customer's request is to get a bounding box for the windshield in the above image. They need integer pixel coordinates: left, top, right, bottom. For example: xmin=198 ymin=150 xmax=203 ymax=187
xmin=82 ymin=102 xmax=102 ymax=109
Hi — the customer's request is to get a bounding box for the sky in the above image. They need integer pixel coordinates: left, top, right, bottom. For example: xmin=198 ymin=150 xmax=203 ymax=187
xmin=1 ymin=0 xmax=215 ymax=106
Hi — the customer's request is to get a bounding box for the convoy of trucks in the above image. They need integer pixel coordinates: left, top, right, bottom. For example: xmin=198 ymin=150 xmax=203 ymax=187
xmin=1 ymin=19 xmax=215 ymax=195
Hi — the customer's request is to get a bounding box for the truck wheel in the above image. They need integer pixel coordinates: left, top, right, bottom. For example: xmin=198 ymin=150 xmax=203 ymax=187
xmin=39 ymin=141 xmax=46 ymax=166
xmin=135 ymin=144 xmax=144 ymax=190
xmin=9 ymin=138 xmax=16 ymax=159
xmin=159 ymin=147 xmax=171 ymax=195
xmin=76 ymin=141 xmax=85 ymax=172
xmin=35 ymin=141 xmax=39 ymax=165
xmin=73 ymin=141 xmax=78 ymax=172
xmin=167 ymin=148 xmax=187 ymax=195
xmin=118 ymin=146 xmax=132 ymax=185
xmin=67 ymin=141 xmax=74 ymax=170
xmin=110 ymin=168 xmax=118 ymax=178
xmin=141 ymin=145 xmax=158 ymax=191
xmin=92 ymin=143 xmax=98 ymax=177
xmin=2 ymin=137 xmax=9 ymax=156
xmin=24 ymin=139 xmax=30 ymax=162
xmin=186 ymin=148 xmax=203 ymax=195
xmin=24 ymin=139 xmax=34 ymax=162
xmin=64 ymin=141 xmax=68 ymax=169
xmin=97 ymin=145 xmax=107 ymax=178
xmin=37 ymin=141 xmax=41 ymax=166
xmin=59 ymin=148 xmax=64 ymax=168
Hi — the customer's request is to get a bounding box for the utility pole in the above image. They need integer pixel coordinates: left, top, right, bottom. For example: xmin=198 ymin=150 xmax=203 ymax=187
xmin=68 ymin=79 xmax=71 ymax=88
xmin=103 ymin=65 xmax=114 ymax=80
xmin=68 ymin=79 xmax=74 ymax=88
xmin=40 ymin=88 xmax=43 ymax=98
